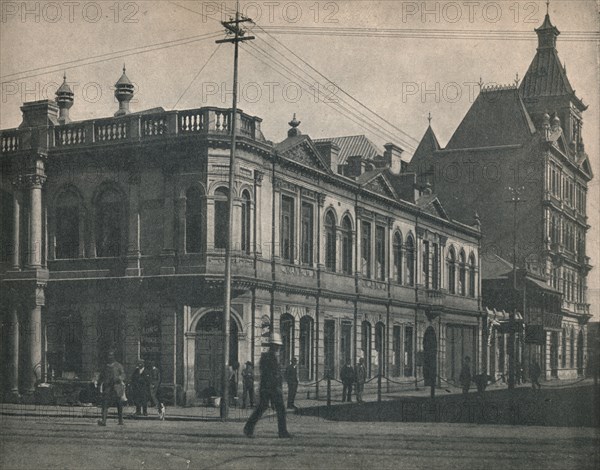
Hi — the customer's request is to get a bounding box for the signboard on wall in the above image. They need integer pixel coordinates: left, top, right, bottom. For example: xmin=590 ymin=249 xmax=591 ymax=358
xmin=141 ymin=321 xmax=161 ymax=365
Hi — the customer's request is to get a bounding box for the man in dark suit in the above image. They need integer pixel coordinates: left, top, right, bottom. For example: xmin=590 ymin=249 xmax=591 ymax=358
xmin=130 ymin=359 xmax=150 ymax=416
xmin=97 ymin=350 xmax=126 ymax=426
xmin=243 ymin=333 xmax=291 ymax=438
xmin=341 ymin=360 xmax=355 ymax=402
xmin=285 ymin=357 xmax=299 ymax=411
xmin=241 ymin=361 xmax=255 ymax=408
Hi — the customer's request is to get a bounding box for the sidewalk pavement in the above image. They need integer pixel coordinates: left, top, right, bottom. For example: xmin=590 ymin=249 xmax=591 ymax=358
xmin=1 ymin=378 xmax=591 ymax=422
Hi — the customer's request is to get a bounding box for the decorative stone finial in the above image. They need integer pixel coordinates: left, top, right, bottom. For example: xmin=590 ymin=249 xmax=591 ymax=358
xmin=287 ymin=113 xmax=301 ymax=137
xmin=55 ymin=72 xmax=74 ymax=124
xmin=514 ymin=73 xmax=520 ymax=87
xmin=473 ymin=212 xmax=481 ymax=230
xmin=114 ymin=64 xmax=134 ymax=116
xmin=427 ymin=112 xmax=432 ymax=125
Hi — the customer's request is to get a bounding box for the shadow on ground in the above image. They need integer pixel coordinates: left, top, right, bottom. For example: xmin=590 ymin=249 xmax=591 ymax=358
xmin=300 ymin=384 xmax=600 ymax=427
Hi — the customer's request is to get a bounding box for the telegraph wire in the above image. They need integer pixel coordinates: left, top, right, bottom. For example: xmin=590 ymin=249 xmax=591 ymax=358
xmin=182 ymin=2 xmax=419 ymax=149
xmin=171 ymin=43 xmax=223 ymax=110
xmin=241 ymin=41 xmax=404 ymax=146
xmin=1 ymin=31 xmax=223 ymax=83
xmin=249 ymin=24 xmax=419 ymax=148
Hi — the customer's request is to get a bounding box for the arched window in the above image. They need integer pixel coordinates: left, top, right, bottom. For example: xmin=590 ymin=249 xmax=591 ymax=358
xmin=325 ymin=211 xmax=336 ymax=272
xmin=241 ymin=190 xmax=251 ymax=254
xmin=280 ymin=313 xmax=295 ymax=369
xmin=468 ymin=253 xmax=476 ymax=298
xmin=361 ymin=321 xmax=372 ymax=377
xmin=96 ymin=188 xmax=123 ymax=257
xmin=447 ymin=247 xmax=456 ymax=294
xmin=56 ymin=191 xmax=81 ymax=259
xmin=185 ymin=187 xmax=203 ymax=254
xmin=405 ymin=235 xmax=415 ymax=286
xmin=393 ymin=232 xmax=402 ymax=284
xmin=341 ymin=216 xmax=353 ymax=275
xmin=214 ymin=187 xmax=229 ymax=250
xmin=459 ymin=250 xmax=466 ymax=296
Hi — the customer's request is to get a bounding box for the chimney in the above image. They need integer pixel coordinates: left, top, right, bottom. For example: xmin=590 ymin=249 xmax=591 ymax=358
xmin=346 ymin=155 xmax=366 ymax=177
xmin=19 ymin=100 xmax=59 ymax=129
xmin=315 ymin=141 xmax=340 ymax=173
xmin=384 ymin=143 xmax=404 ymax=175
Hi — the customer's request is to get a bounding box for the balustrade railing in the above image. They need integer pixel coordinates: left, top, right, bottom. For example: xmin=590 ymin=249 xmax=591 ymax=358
xmin=55 ymin=124 xmax=86 ymax=146
xmin=0 ymin=107 xmax=262 ymax=153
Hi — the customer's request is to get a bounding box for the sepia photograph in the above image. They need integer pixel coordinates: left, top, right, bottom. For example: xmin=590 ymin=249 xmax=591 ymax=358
xmin=0 ymin=0 xmax=599 ymax=468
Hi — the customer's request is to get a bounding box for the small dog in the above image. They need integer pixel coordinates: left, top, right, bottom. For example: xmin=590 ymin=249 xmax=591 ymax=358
xmin=158 ymin=404 xmax=166 ymax=421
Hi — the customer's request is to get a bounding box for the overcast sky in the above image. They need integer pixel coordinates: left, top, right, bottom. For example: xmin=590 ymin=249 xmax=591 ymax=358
xmin=1 ymin=0 xmax=598 ymax=316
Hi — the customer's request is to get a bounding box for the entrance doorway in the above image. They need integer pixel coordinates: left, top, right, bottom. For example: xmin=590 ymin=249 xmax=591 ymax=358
xmin=195 ymin=311 xmax=238 ymax=397
xmin=423 ymin=327 xmax=437 ymax=387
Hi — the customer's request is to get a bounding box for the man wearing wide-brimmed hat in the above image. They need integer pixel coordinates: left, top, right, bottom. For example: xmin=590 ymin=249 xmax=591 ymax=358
xmin=243 ymin=332 xmax=291 ymax=438
xmin=97 ymin=350 xmax=126 ymax=426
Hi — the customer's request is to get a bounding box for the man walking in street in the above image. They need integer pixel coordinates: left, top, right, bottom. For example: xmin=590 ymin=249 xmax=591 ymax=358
xmin=243 ymin=333 xmax=291 ymax=438
xmin=97 ymin=350 xmax=126 ymax=426
xmin=148 ymin=361 xmax=165 ymax=420
xmin=355 ymin=358 xmax=366 ymax=403
xmin=130 ymin=359 xmax=150 ymax=416
xmin=241 ymin=361 xmax=255 ymax=408
xmin=286 ymin=357 xmax=299 ymax=411
xmin=341 ymin=360 xmax=355 ymax=402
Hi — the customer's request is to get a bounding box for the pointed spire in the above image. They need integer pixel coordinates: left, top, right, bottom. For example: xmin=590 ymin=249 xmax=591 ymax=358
xmin=535 ymin=1 xmax=560 ymax=49
xmin=114 ymin=64 xmax=134 ymax=116
xmin=427 ymin=112 xmax=432 ymax=125
xmin=55 ymin=72 xmax=74 ymax=124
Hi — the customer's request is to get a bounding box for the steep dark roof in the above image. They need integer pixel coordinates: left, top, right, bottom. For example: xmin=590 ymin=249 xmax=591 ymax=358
xmin=314 ymin=135 xmax=380 ymax=164
xmin=519 ymin=14 xmax=586 ymax=111
xmin=409 ymin=125 xmax=441 ymax=167
xmin=445 ymin=87 xmax=536 ymax=150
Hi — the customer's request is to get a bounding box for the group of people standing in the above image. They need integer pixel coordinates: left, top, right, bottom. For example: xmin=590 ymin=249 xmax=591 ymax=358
xmin=96 ymin=353 xmax=165 ymax=426
xmin=130 ymin=359 xmax=165 ymax=419
xmin=340 ymin=358 xmax=367 ymax=403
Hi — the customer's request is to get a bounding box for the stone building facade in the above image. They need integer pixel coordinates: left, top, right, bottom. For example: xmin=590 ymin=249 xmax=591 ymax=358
xmin=1 ymin=70 xmax=482 ymax=404
xmin=408 ymin=13 xmax=593 ymax=380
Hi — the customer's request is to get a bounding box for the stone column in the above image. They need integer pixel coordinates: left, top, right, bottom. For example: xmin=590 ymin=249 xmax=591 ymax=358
xmin=126 ymin=172 xmax=141 ymax=276
xmin=7 ymin=306 xmax=20 ymax=400
xmin=12 ymin=188 xmax=21 ymax=270
xmin=22 ymin=286 xmax=45 ymax=394
xmin=27 ymin=175 xmax=46 ymax=268
xmin=254 ymin=171 xmax=263 ymax=256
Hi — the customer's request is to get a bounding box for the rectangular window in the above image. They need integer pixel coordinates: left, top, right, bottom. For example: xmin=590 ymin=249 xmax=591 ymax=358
xmin=301 ymin=202 xmax=314 ymax=265
xmin=375 ymin=225 xmax=385 ymax=281
xmin=393 ymin=326 xmax=401 ymax=377
xmin=423 ymin=240 xmax=430 ymax=289
xmin=214 ymin=199 xmax=228 ymax=249
xmin=432 ymin=243 xmax=439 ymax=289
xmin=281 ymin=195 xmax=295 ymax=262
xmin=361 ymin=221 xmax=372 ymax=278
xmin=324 ymin=320 xmax=336 ymax=378
xmin=404 ymin=326 xmax=413 ymax=377
xmin=341 ymin=321 xmax=352 ymax=366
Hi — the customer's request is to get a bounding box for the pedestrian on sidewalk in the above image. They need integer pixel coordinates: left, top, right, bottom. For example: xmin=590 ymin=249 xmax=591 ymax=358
xmin=229 ymin=363 xmax=239 ymax=406
xmin=530 ymin=361 xmax=542 ymax=390
xmin=97 ymin=350 xmax=126 ymax=426
xmin=242 ymin=361 xmax=255 ymax=408
xmin=355 ymin=358 xmax=366 ymax=403
xmin=130 ymin=359 xmax=150 ymax=416
xmin=286 ymin=357 xmax=299 ymax=411
xmin=243 ymin=333 xmax=291 ymax=438
xmin=341 ymin=360 xmax=355 ymax=402
xmin=459 ymin=356 xmax=472 ymax=396
xmin=148 ymin=361 xmax=165 ymax=420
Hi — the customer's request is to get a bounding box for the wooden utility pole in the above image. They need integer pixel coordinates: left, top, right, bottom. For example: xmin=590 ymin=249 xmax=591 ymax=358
xmin=216 ymin=1 xmax=254 ymax=420
xmin=507 ymin=186 xmax=525 ymax=390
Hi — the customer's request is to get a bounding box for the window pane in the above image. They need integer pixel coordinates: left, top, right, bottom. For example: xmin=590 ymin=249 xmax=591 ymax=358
xmin=281 ymin=196 xmax=294 ymax=262
xmin=301 ymin=202 xmax=313 ymax=265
